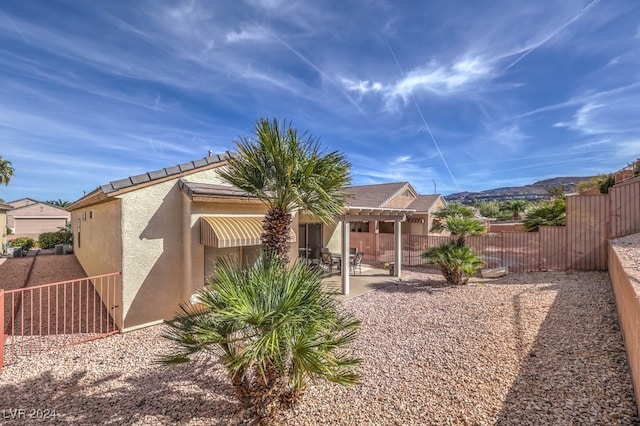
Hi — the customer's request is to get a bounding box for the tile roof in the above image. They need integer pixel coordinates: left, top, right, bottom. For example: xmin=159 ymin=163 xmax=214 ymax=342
xmin=344 ymin=182 xmax=410 ymax=207
xmin=100 ymin=154 xmax=231 ymax=194
xmin=407 ymin=195 xmax=442 ymax=212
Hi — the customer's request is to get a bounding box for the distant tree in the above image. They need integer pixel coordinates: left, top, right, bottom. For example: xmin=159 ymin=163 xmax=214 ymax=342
xmin=576 ymin=176 xmax=603 ymax=194
xmin=0 ymin=156 xmax=15 ymax=186
xmin=599 ymin=174 xmax=616 ymax=194
xmin=500 ymin=199 xmax=529 ymax=221
xmin=523 ymin=198 xmax=566 ymax=232
xmin=46 ymin=199 xmax=72 ymax=208
xmin=548 ymin=185 xmax=565 ymax=199
xmin=477 ymin=201 xmax=502 ymax=219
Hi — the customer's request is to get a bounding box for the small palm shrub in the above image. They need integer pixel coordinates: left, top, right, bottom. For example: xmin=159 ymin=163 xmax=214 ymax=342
xmin=160 ymin=254 xmax=361 ymax=424
xmin=422 ymin=242 xmax=484 ymax=285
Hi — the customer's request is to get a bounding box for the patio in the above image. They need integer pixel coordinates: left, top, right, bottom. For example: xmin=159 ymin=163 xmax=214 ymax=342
xmin=320 ymin=262 xmax=400 ymax=301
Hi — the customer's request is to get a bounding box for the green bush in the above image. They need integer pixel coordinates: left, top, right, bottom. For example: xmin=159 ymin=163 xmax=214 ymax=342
xmin=38 ymin=228 xmax=72 ymax=249
xmin=523 ymin=198 xmax=566 ymax=231
xmin=10 ymin=237 xmax=35 ymax=251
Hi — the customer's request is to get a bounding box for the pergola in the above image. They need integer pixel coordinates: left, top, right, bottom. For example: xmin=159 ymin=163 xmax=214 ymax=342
xmin=338 ymin=205 xmax=415 ymax=294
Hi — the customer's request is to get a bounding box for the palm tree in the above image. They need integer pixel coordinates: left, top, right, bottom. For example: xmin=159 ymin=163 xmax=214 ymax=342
xmin=46 ymin=199 xmax=72 ymax=208
xmin=219 ymin=118 xmax=351 ymax=262
xmin=501 ymin=199 xmax=529 ymax=221
xmin=422 ymin=242 xmax=483 ymax=285
xmin=431 ymin=203 xmax=486 ymax=247
xmin=0 ymin=156 xmax=15 ymax=186
xmin=161 ymin=255 xmax=361 ymax=424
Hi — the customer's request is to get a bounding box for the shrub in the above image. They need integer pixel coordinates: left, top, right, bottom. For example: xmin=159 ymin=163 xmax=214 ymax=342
xmin=422 ymin=242 xmax=483 ymax=285
xmin=10 ymin=237 xmax=35 ymax=252
xmin=38 ymin=227 xmax=72 ymax=249
xmin=161 ymin=254 xmax=362 ymax=424
xmin=523 ymin=198 xmax=566 ymax=231
xmin=599 ymin=174 xmax=616 ymax=194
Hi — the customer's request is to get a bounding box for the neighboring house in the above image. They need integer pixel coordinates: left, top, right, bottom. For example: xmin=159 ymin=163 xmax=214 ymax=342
xmin=6 ymin=198 xmax=70 ymax=239
xmin=342 ymin=182 xmax=446 ymax=237
xmin=0 ymin=201 xmax=12 ymax=248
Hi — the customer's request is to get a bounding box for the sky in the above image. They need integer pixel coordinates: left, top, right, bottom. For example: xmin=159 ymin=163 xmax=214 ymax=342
xmin=1 ymin=0 xmax=639 ymax=202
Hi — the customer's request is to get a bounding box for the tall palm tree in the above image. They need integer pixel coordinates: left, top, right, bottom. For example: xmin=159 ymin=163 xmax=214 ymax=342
xmin=0 ymin=156 xmax=15 ymax=186
xmin=219 ymin=118 xmax=351 ymax=262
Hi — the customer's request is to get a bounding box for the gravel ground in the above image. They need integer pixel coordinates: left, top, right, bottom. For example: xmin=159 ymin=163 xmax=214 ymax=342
xmin=1 ymin=264 xmax=637 ymax=425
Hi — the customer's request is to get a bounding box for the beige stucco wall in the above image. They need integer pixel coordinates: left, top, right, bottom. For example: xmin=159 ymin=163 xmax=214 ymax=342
xmin=71 ymin=199 xmax=123 ymax=328
xmin=119 ymin=178 xmax=190 ymax=330
xmin=185 ymin=198 xmax=270 ymax=301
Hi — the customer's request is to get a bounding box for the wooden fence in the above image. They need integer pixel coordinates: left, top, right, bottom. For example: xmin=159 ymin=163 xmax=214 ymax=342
xmin=352 ymin=177 xmax=640 ymax=272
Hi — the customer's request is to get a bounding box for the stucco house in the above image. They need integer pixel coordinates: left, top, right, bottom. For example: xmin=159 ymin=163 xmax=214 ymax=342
xmin=6 ymin=198 xmax=71 ymax=239
xmin=69 ymin=154 xmax=436 ymax=332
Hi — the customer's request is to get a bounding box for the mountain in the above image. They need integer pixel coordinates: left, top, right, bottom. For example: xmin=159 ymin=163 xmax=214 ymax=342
xmin=445 ymin=176 xmax=595 ymax=204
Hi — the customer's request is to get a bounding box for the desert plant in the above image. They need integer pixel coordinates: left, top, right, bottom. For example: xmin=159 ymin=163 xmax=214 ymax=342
xmin=161 ymin=254 xmax=361 ymax=424
xmin=523 ymin=198 xmax=566 ymax=231
xmin=10 ymin=237 xmax=35 ymax=252
xmin=38 ymin=225 xmax=72 ymax=249
xmin=422 ymin=242 xmax=483 ymax=285
xmin=219 ymin=118 xmax=351 ymax=263
xmin=500 ymin=199 xmax=529 ymax=221
xmin=477 ymin=201 xmax=501 ymax=218
xmin=431 ymin=208 xmax=486 ymax=247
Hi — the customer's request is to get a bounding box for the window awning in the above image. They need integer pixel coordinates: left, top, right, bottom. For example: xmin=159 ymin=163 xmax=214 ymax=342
xmin=200 ymin=216 xmax=296 ymax=248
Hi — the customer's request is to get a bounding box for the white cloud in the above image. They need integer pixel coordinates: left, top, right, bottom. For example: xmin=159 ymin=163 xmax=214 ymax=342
xmin=341 ymin=78 xmax=383 ymax=95
xmin=388 ymin=57 xmax=491 ymax=101
xmin=226 ymin=25 xmax=270 ymax=43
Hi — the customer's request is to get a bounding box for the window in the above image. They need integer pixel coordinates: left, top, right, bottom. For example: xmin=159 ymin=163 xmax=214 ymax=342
xmin=89 ymin=211 xmax=94 ymax=219
xmin=82 ymin=211 xmax=87 ymax=221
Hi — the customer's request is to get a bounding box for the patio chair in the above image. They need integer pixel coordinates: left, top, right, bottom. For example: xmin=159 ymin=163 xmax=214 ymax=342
xmin=321 ymin=252 xmax=339 ymax=274
xmin=350 ymin=251 xmax=363 ymax=275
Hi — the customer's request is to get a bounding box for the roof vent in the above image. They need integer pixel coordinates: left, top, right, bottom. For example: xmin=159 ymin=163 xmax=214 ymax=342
xmin=208 ymin=150 xmax=213 ymax=157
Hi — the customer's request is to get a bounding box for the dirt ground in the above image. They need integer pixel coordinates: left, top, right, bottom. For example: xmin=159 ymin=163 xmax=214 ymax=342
xmin=0 ymin=250 xmax=87 ymax=291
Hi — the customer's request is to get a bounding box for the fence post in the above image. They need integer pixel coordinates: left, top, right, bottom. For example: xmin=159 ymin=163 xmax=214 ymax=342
xmin=1 ymin=288 xmax=4 ymax=374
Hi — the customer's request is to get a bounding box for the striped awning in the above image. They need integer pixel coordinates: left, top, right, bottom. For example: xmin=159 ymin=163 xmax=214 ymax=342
xmin=200 ymin=216 xmax=296 ymax=248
